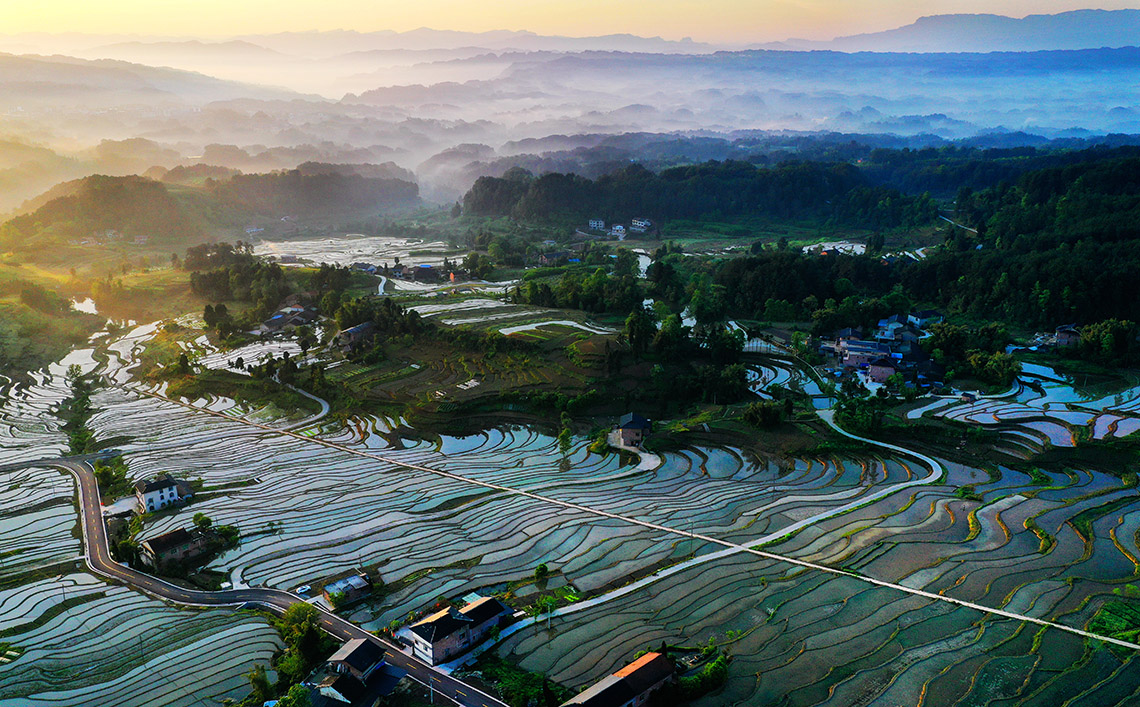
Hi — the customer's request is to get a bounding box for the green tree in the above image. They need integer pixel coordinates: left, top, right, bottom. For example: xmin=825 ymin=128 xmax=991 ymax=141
xmin=624 ymin=305 xmax=656 ymax=356
xmin=246 ymin=664 xmax=272 ymax=705
xmin=277 ymin=685 xmax=312 ymax=707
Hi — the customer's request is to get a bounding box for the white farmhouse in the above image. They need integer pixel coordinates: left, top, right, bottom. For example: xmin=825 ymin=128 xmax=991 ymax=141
xmin=610 ymin=224 xmax=627 ymax=238
xmin=134 ymin=475 xmax=192 ymax=514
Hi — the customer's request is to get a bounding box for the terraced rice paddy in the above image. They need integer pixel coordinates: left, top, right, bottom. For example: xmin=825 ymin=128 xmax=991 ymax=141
xmin=5 ymin=313 xmax=1140 ymax=705
xmin=0 ymin=574 xmax=282 ymax=706
xmin=106 ymin=388 xmax=929 ymax=626
xmin=500 ymin=451 xmax=1140 ymax=704
xmin=908 ymin=366 xmax=1140 ymax=458
xmin=0 ymin=465 xmax=81 ymax=579
xmin=501 ymin=551 xmax=1140 ymax=706
xmin=407 ymin=295 xmax=616 ymax=335
xmin=254 ymin=233 xmax=453 ymax=268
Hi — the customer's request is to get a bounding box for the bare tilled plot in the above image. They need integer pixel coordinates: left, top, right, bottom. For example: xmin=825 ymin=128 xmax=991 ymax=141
xmin=500 ymin=551 xmax=1140 ymax=707
xmin=0 ymin=574 xmax=282 ymax=707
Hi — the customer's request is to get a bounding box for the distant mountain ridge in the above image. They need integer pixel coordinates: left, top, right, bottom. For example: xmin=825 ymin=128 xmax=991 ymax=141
xmin=777 ymin=9 xmax=1140 ymax=53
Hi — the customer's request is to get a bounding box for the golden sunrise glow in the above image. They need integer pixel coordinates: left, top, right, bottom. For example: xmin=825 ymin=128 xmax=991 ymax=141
xmin=1 ymin=0 xmax=1138 ymax=43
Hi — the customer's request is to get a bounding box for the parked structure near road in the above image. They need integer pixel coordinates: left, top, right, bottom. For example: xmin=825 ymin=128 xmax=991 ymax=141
xmin=561 ymin=651 xmax=674 ymax=706
xmin=323 ymin=573 xmax=373 ymax=605
xmin=139 ymin=527 xmax=208 ymax=568
xmin=134 ymin=474 xmax=193 ymax=514
xmin=409 ymin=597 xmax=512 ymax=665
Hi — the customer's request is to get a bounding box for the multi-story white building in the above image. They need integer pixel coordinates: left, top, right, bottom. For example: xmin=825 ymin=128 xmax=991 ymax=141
xmin=134 ymin=475 xmax=191 ymax=514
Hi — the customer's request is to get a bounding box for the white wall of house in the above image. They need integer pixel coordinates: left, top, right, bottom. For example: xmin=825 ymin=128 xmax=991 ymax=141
xmin=137 ymin=486 xmax=179 ymax=513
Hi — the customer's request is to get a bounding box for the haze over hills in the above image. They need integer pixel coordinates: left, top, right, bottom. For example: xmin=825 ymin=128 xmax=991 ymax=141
xmin=0 ymin=9 xmax=1138 ymax=210
xmin=774 ymin=9 xmax=1140 ymax=52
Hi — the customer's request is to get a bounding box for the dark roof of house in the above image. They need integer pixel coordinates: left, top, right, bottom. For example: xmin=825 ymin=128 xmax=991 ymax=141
xmin=328 ymin=638 xmax=385 ymax=674
xmin=614 ymin=653 xmax=674 ymax=695
xmin=143 ymin=527 xmax=193 ymax=554
xmin=134 ymin=477 xmax=178 ymax=494
xmin=882 ymin=314 xmax=907 ymax=325
xmin=319 ymin=674 xmax=366 ymax=704
xmin=460 ymin=597 xmax=510 ymax=625
xmin=870 ymin=357 xmax=896 ymax=368
xmin=342 ymin=322 xmax=376 ymax=337
xmin=409 ymin=597 xmax=510 ymax=643
xmin=619 ymin=413 xmax=651 ymax=430
xmin=833 ymin=327 xmax=862 ymax=338
xmin=409 ymin=607 xmax=472 ymax=643
xmin=845 ymin=341 xmax=891 ymax=353
xmin=912 ymin=309 xmax=943 ymax=319
xmin=561 ymin=675 xmax=636 ymax=706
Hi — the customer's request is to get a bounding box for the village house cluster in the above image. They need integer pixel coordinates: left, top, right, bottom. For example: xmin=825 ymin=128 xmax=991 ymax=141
xmin=819 ymin=310 xmax=946 ymax=387
xmin=585 ymin=217 xmax=654 ymax=239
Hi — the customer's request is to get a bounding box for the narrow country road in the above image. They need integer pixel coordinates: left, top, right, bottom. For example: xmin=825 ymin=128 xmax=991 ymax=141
xmin=41 ymin=455 xmax=505 ymax=707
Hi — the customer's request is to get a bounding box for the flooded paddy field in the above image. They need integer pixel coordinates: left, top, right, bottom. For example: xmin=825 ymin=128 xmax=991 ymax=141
xmin=499 ymin=551 xmax=1140 ymax=706
xmin=254 ymin=233 xmax=456 ymax=268
xmin=0 ymin=574 xmax=281 ymax=707
xmin=3 ymin=316 xmax=1140 ymax=705
xmin=90 ymin=381 xmax=929 ymax=628
xmin=908 ymin=364 xmax=1140 ymax=458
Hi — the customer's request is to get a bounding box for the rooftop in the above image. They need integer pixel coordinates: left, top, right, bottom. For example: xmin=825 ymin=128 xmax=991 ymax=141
xmin=134 ymin=476 xmax=178 ymax=494
xmin=618 ymin=413 xmax=651 ymax=430
xmin=142 ymin=527 xmax=194 ymax=555
xmin=409 ymin=597 xmax=510 ymax=643
xmin=562 ymin=653 xmax=673 ymax=706
xmin=324 ymin=574 xmax=370 ymax=595
xmin=328 ymin=638 xmax=385 ymax=674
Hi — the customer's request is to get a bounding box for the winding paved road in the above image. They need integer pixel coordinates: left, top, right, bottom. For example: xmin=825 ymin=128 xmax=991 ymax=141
xmin=43 ymin=455 xmax=504 ymax=707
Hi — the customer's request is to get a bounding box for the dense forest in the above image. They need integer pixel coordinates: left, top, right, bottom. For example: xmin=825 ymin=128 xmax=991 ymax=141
xmin=901 ymin=154 xmax=1140 ymax=326
xmin=185 ymin=243 xmax=290 ymax=316
xmin=464 ymin=161 xmax=938 ymax=229
xmin=462 ymin=146 xmax=1140 ymax=333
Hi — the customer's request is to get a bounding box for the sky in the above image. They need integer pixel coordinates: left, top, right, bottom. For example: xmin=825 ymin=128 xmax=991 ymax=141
xmin=3 ymin=1 xmax=1139 ymax=43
